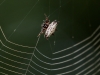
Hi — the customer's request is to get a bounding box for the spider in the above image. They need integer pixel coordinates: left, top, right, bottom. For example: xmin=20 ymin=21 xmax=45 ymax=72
xmin=44 ymin=20 xmax=58 ymax=40
xmin=37 ymin=14 xmax=50 ymax=37
xmin=37 ymin=14 xmax=59 ymax=40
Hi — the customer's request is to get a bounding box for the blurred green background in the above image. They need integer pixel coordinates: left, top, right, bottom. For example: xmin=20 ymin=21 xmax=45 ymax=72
xmin=0 ymin=0 xmax=100 ymax=75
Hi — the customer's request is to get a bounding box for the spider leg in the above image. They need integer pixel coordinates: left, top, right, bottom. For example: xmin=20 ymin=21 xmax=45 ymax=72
xmin=46 ymin=37 xmax=49 ymax=40
xmin=37 ymin=28 xmax=45 ymax=37
xmin=37 ymin=32 xmax=41 ymax=37
xmin=44 ymin=13 xmax=47 ymax=18
xmin=56 ymin=29 xmax=58 ymax=31
xmin=52 ymin=33 xmax=54 ymax=35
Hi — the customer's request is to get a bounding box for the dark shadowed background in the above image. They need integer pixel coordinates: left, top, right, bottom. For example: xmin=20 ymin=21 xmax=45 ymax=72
xmin=0 ymin=0 xmax=100 ymax=75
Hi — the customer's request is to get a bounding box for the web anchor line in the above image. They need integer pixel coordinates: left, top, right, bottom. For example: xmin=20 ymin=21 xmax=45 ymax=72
xmin=0 ymin=25 xmax=34 ymax=48
xmin=0 ymin=0 xmax=5 ymax=5
xmin=24 ymin=36 xmax=40 ymax=75
xmin=0 ymin=0 xmax=40 ymax=49
xmin=48 ymin=0 xmax=62 ymax=75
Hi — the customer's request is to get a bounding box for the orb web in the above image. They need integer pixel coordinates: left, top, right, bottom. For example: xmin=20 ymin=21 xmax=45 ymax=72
xmin=0 ymin=0 xmax=100 ymax=75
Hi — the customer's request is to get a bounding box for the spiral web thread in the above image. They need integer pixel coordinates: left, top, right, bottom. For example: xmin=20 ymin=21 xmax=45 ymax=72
xmin=0 ymin=0 xmax=100 ymax=75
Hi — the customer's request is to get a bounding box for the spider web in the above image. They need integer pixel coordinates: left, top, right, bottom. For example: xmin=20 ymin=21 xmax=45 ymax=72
xmin=0 ymin=0 xmax=100 ymax=75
